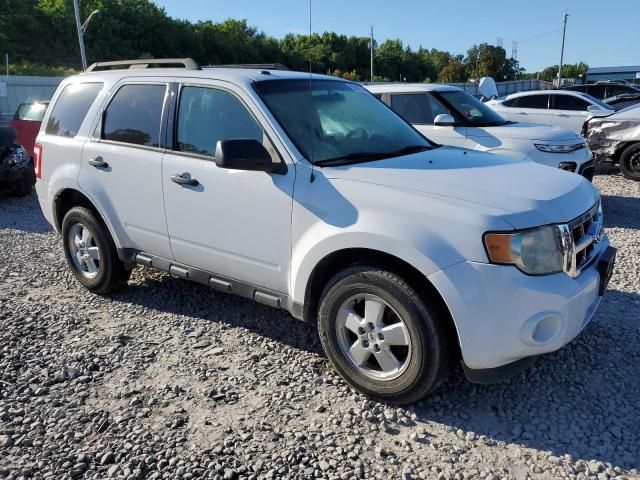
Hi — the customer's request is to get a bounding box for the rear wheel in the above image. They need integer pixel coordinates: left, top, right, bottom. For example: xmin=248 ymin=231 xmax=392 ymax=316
xmin=62 ymin=207 xmax=131 ymax=293
xmin=619 ymin=143 xmax=640 ymax=181
xmin=318 ymin=267 xmax=451 ymax=405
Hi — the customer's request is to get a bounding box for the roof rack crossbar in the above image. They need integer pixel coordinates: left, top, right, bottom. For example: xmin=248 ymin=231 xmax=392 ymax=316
xmin=202 ymin=63 xmax=290 ymax=71
xmin=86 ymin=58 xmax=200 ymax=72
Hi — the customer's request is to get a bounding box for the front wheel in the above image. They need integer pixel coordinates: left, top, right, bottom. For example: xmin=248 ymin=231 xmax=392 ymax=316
xmin=619 ymin=143 xmax=640 ymax=181
xmin=61 ymin=207 xmax=131 ymax=294
xmin=318 ymin=267 xmax=451 ymax=405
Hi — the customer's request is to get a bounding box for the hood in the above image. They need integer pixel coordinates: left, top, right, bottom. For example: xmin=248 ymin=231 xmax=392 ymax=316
xmin=325 ymin=147 xmax=599 ymax=230
xmin=473 ymin=122 xmax=580 ymax=142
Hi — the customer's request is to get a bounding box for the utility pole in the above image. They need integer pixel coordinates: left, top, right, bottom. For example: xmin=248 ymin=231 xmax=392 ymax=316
xmin=73 ymin=0 xmax=88 ymax=70
xmin=370 ymin=26 xmax=374 ymax=82
xmin=557 ymin=11 xmax=569 ymax=87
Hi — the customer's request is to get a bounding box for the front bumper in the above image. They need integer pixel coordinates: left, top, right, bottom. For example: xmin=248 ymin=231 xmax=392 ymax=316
xmin=428 ymin=237 xmax=614 ymax=377
xmin=525 ymin=145 xmax=594 ymax=179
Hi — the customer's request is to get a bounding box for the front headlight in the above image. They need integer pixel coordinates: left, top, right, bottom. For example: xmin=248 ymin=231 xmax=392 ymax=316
xmin=534 ymin=143 xmax=585 ymax=153
xmin=484 ymin=225 xmax=564 ymax=275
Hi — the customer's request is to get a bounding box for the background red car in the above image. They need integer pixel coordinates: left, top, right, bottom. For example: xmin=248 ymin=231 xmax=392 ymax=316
xmin=10 ymin=101 xmax=49 ymax=159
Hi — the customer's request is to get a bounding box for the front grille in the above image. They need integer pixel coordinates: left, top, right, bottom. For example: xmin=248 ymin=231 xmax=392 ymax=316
xmin=562 ymin=202 xmax=603 ymax=278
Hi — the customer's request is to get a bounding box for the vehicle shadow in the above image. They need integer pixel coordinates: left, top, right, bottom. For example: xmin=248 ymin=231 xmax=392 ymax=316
xmin=601 ymin=193 xmax=640 ymax=230
xmin=109 ymin=269 xmax=322 ymax=355
xmin=0 ymin=191 xmax=52 ymax=234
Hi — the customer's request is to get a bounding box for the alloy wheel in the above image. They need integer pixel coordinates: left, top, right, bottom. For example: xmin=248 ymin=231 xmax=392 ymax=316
xmin=335 ymin=293 xmax=412 ymax=381
xmin=67 ymin=223 xmax=101 ymax=278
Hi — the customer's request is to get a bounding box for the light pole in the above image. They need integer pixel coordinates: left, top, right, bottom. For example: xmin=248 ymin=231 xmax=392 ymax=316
xmin=72 ymin=0 xmax=100 ymax=70
xmin=369 ymin=26 xmax=374 ymax=82
xmin=557 ymin=11 xmax=569 ymax=88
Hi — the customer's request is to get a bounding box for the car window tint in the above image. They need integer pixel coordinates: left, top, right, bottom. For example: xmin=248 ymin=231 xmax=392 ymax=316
xmin=607 ymin=85 xmax=636 ymax=97
xmin=15 ymin=102 xmax=48 ymax=121
xmin=45 ymin=83 xmax=103 ymax=137
xmin=515 ymin=94 xmax=549 ymax=109
xmin=586 ymin=84 xmax=606 ymax=99
xmin=176 ymin=86 xmax=263 ymax=157
xmin=390 ymin=93 xmax=451 ymax=124
xmin=103 ymin=84 xmax=166 ymax=147
xmin=552 ymin=94 xmax=590 ymax=111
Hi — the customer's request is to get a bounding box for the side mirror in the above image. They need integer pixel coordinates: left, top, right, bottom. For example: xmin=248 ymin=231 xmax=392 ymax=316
xmin=214 ymin=139 xmax=281 ymax=173
xmin=434 ymin=113 xmax=456 ymax=126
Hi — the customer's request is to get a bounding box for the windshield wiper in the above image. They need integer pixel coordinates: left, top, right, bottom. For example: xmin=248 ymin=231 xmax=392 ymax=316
xmin=314 ymin=145 xmax=431 ymax=167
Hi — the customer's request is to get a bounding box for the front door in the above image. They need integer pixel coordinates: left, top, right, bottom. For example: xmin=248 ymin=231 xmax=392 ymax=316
xmin=162 ymin=82 xmax=294 ymax=293
xmin=550 ymin=94 xmax=591 ymax=133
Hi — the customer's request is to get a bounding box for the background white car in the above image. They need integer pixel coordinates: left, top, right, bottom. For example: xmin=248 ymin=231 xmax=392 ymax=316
xmin=366 ymin=84 xmax=594 ymax=179
xmin=486 ymin=89 xmax=615 ymax=133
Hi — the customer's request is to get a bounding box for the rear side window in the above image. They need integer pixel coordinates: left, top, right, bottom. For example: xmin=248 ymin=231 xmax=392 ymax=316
xmin=14 ymin=102 xmax=48 ymax=121
xmin=552 ymin=94 xmax=590 ymax=111
xmin=390 ymin=93 xmax=451 ymax=124
xmin=103 ymin=84 xmax=166 ymax=147
xmin=176 ymin=86 xmax=263 ymax=157
xmin=512 ymin=95 xmax=549 ymax=109
xmin=45 ymin=83 xmax=103 ymax=137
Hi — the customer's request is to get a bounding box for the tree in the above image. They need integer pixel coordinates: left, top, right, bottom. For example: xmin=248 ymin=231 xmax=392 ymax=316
xmin=438 ymin=60 xmax=468 ymax=83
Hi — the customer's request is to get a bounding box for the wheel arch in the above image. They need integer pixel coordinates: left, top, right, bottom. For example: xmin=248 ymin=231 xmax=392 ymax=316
xmin=53 ymin=188 xmax=123 ymax=251
xmin=302 ymin=248 xmax=462 ymax=360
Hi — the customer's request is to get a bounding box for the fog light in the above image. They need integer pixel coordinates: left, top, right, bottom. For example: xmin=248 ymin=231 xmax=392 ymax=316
xmin=558 ymin=161 xmax=577 ymax=172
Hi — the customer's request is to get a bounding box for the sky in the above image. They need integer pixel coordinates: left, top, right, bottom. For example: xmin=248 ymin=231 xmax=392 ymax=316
xmin=151 ymin=0 xmax=639 ymax=72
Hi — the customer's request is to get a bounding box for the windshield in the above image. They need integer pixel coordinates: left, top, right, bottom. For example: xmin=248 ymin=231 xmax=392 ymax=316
xmin=438 ymin=90 xmax=508 ymax=126
xmin=581 ymin=93 xmax=615 ymax=111
xmin=14 ymin=102 xmax=48 ymax=121
xmin=253 ymin=79 xmax=432 ymax=165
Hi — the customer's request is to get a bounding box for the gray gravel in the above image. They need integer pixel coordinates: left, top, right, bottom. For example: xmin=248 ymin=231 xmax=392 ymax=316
xmin=1 ymin=171 xmax=639 ymax=480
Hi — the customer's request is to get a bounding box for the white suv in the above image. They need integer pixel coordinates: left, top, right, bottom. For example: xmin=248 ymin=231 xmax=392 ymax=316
xmin=34 ymin=59 xmax=616 ymax=404
xmin=366 ymin=84 xmax=594 ymax=179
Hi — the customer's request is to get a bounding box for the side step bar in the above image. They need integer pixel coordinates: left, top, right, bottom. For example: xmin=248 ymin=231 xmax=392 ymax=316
xmin=125 ymin=250 xmax=304 ymax=321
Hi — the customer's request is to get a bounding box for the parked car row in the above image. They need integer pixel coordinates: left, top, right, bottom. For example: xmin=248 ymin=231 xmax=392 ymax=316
xmin=32 ymin=59 xmax=616 ymax=404
xmin=488 ymin=89 xmax=640 ymax=180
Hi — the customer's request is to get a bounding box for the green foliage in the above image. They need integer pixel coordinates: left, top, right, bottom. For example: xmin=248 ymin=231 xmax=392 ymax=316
xmin=535 ymin=62 xmax=589 ymax=82
xmin=0 ymin=0 xmax=572 ymax=84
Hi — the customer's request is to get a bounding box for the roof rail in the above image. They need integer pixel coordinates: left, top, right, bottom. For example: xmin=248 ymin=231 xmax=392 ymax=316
xmin=86 ymin=58 xmax=200 ymax=72
xmin=202 ymin=63 xmax=290 ymax=71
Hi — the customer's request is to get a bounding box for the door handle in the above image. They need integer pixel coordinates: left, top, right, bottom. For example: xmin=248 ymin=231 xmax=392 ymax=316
xmin=558 ymin=114 xmax=570 ymax=117
xmin=88 ymin=157 xmax=109 ymax=168
xmin=517 ymin=111 xmax=527 ymax=115
xmin=171 ymin=174 xmax=199 ymax=186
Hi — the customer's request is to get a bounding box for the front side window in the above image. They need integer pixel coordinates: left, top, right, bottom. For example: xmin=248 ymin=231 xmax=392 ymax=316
xmin=390 ymin=93 xmax=451 ymax=125
xmin=254 ymin=79 xmax=432 ymax=165
xmin=103 ymin=84 xmax=166 ymax=147
xmin=552 ymin=94 xmax=591 ymax=111
xmin=176 ymin=86 xmax=263 ymax=157
xmin=45 ymin=83 xmax=103 ymax=137
xmin=513 ymin=94 xmax=549 ymax=109
xmin=438 ymin=90 xmax=507 ymax=126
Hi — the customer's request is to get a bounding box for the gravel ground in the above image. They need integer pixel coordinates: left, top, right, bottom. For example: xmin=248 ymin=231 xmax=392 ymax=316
xmin=0 ymin=172 xmax=638 ymax=480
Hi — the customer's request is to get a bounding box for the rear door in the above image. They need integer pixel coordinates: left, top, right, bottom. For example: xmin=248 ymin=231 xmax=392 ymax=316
xmin=388 ymin=92 xmax=469 ymax=147
xmin=550 ymin=94 xmax=591 ymax=133
xmin=79 ymin=79 xmax=173 ymax=258
xmin=504 ymin=94 xmax=552 ymax=125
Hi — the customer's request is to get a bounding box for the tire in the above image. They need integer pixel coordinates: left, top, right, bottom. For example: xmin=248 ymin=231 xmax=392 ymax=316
xmin=318 ymin=267 xmax=451 ymax=405
xmin=619 ymin=143 xmax=640 ymax=181
xmin=61 ymin=207 xmax=131 ymax=294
